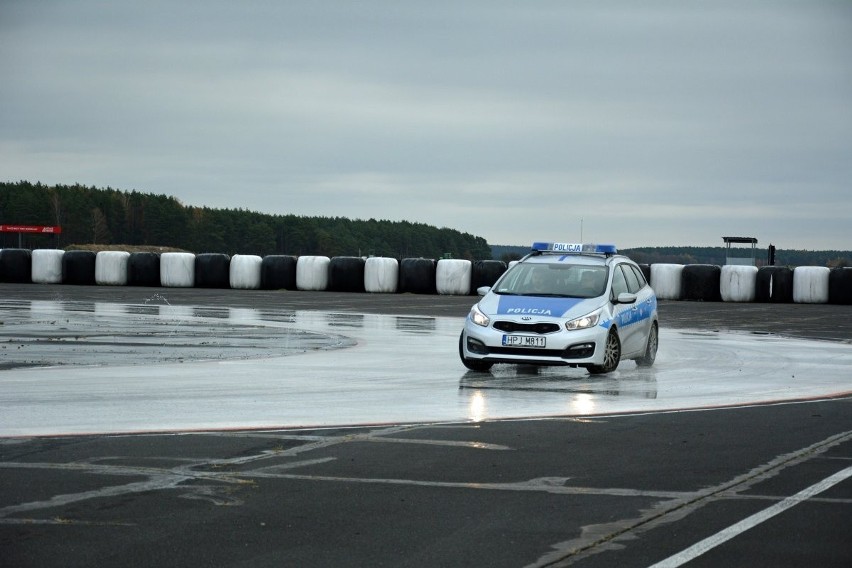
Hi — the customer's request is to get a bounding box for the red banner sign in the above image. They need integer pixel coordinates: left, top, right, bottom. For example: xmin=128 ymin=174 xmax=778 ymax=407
xmin=0 ymin=225 xmax=62 ymax=234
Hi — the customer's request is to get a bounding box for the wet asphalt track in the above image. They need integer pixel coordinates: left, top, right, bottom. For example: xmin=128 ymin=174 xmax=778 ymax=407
xmin=1 ymin=284 xmax=851 ymax=567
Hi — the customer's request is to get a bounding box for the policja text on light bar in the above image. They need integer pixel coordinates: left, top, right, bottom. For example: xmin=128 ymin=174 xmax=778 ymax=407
xmin=530 ymin=242 xmax=618 ymax=254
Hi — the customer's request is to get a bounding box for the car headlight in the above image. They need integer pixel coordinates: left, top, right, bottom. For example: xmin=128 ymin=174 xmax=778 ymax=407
xmin=565 ymin=309 xmax=602 ymax=331
xmin=469 ymin=305 xmax=490 ymax=327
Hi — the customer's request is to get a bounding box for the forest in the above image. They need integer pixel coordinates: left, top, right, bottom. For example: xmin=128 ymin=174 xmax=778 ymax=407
xmin=3 ymin=181 xmax=848 ymax=267
xmin=0 ymin=181 xmax=492 ymax=260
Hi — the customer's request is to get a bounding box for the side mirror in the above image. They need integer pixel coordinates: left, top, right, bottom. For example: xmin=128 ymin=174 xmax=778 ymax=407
xmin=615 ymin=292 xmax=637 ymax=305
xmin=476 ymin=286 xmax=491 ymax=296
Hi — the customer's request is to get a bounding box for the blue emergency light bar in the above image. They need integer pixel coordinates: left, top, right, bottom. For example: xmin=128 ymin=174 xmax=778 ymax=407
xmin=531 ymin=242 xmax=618 ymax=255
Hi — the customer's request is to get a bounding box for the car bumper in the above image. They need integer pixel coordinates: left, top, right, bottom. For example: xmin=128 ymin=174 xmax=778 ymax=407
xmin=461 ymin=319 xmax=608 ymax=366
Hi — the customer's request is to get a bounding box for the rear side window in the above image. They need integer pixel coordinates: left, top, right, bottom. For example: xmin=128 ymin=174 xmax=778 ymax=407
xmin=611 ymin=265 xmax=629 ymax=297
xmin=628 ymin=265 xmax=648 ymax=288
xmin=621 ymin=264 xmax=642 ymax=294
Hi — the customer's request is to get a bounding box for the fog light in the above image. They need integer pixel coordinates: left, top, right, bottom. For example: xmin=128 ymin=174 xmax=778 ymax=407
xmin=563 ymin=342 xmax=595 ymax=359
xmin=466 ymin=337 xmax=488 ymax=355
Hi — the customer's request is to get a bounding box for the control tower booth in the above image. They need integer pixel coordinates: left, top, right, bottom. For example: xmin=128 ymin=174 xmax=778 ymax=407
xmin=723 ymin=236 xmax=758 ymax=266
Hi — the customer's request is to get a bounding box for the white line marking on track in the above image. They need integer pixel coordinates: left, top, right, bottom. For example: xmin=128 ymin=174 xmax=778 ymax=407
xmin=648 ymin=464 xmax=852 ymax=568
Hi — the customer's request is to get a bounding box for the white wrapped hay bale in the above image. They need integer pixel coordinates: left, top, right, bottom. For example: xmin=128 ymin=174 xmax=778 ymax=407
xmin=296 ymin=255 xmax=330 ymax=291
xmin=650 ymin=263 xmax=684 ymax=300
xmin=229 ymin=254 xmax=263 ymax=289
xmin=160 ymin=252 xmax=196 ymax=288
xmin=436 ymin=259 xmax=472 ymax=295
xmin=720 ymin=265 xmax=758 ymax=302
xmin=95 ymin=251 xmax=130 ymax=286
xmin=31 ymin=249 xmax=64 ymax=284
xmin=793 ymin=266 xmax=830 ymax=304
xmin=364 ymin=257 xmax=399 ymax=293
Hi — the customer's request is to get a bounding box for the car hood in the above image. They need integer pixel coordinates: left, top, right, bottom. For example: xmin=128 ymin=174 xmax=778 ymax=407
xmin=480 ymin=293 xmax=605 ymax=320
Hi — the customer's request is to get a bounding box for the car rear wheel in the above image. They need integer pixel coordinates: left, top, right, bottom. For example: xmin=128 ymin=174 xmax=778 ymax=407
xmin=636 ymin=322 xmax=658 ymax=367
xmin=588 ymin=328 xmax=621 ymax=374
xmin=459 ymin=333 xmax=493 ymax=372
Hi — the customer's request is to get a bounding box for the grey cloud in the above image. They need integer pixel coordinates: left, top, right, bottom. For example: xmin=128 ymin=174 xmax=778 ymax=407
xmin=1 ymin=0 xmax=850 ymax=250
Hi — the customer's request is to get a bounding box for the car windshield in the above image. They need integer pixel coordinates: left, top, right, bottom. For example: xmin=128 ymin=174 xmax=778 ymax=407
xmin=494 ymin=264 xmax=608 ymax=298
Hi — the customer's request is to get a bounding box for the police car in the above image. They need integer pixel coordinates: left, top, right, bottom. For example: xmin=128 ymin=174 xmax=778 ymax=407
xmin=459 ymin=242 xmax=658 ymax=374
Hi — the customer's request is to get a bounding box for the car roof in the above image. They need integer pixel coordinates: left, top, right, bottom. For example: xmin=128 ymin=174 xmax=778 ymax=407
xmin=520 ymin=253 xmax=635 ymax=267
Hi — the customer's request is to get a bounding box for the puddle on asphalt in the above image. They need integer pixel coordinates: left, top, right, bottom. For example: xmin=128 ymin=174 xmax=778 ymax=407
xmin=2 ymin=296 xmax=851 ymax=436
xmin=0 ymin=299 xmax=356 ymax=369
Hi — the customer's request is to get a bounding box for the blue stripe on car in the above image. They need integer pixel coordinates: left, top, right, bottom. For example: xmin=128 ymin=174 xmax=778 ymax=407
xmin=496 ymin=296 xmax=584 ymax=317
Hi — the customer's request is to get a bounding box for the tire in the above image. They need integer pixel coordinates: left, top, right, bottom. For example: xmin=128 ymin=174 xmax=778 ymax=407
xmin=459 ymin=333 xmax=493 ymax=372
xmin=636 ymin=322 xmax=658 ymax=367
xmin=681 ymin=264 xmax=722 ymax=302
xmin=588 ymin=328 xmax=621 ymax=375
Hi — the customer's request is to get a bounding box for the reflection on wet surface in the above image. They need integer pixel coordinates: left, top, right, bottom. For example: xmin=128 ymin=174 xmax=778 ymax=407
xmin=1 ymin=297 xmax=851 ymax=436
xmin=0 ymin=299 xmax=354 ymax=369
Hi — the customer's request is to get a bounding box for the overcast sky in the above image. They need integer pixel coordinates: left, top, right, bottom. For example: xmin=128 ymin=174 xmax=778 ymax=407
xmin=2 ymin=1 xmax=850 ymax=250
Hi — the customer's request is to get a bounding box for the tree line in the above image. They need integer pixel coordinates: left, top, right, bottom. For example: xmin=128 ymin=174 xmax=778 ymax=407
xmin=0 ymin=181 xmax=492 ymax=260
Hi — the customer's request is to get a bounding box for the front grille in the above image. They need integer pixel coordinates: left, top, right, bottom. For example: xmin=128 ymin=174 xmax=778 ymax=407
xmin=487 ymin=347 xmax=566 ymax=357
xmin=493 ymin=321 xmax=560 ymax=334
xmin=485 ymin=342 xmax=595 ymax=360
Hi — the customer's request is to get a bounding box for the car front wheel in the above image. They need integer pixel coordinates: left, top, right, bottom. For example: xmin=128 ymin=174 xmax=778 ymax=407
xmin=588 ymin=328 xmax=621 ymax=374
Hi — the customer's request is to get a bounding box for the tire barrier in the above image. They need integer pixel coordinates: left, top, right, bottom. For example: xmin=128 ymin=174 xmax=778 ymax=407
xmin=160 ymin=252 xmax=196 ymax=288
xmin=95 ymin=251 xmax=130 ymax=286
xmin=471 ymin=260 xmax=507 ymax=294
xmin=260 ymin=255 xmax=297 ymax=290
xmin=364 ymin=257 xmax=399 ymax=293
xmin=720 ymin=265 xmax=758 ymax=303
xmin=31 ymin=249 xmax=64 ymax=284
xmin=0 ymin=249 xmax=32 ymax=283
xmin=828 ymin=267 xmax=852 ymax=305
xmin=681 ymin=264 xmax=722 ymax=302
xmin=229 ymin=254 xmax=262 ymax=290
xmin=4 ymin=245 xmax=851 ymax=307
xmin=128 ymin=252 xmax=161 ymax=287
xmin=755 ymin=266 xmax=794 ymax=303
xmin=399 ymin=258 xmax=437 ymax=294
xmin=436 ymin=259 xmax=472 ymax=296
xmin=195 ymin=253 xmax=231 ymax=289
xmin=328 ymin=256 xmax=366 ymax=293
xmin=62 ymin=250 xmax=97 ymax=285
xmin=650 ymin=264 xmax=683 ymax=300
xmin=793 ymin=266 xmax=830 ymax=304
xmin=296 ymin=256 xmax=330 ymax=291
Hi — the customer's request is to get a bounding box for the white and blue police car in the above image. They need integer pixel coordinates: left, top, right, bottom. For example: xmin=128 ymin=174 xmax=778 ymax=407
xmin=460 ymin=242 xmax=658 ymax=374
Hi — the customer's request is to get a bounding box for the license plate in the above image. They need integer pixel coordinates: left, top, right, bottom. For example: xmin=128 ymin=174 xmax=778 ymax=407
xmin=502 ymin=335 xmax=546 ymax=348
